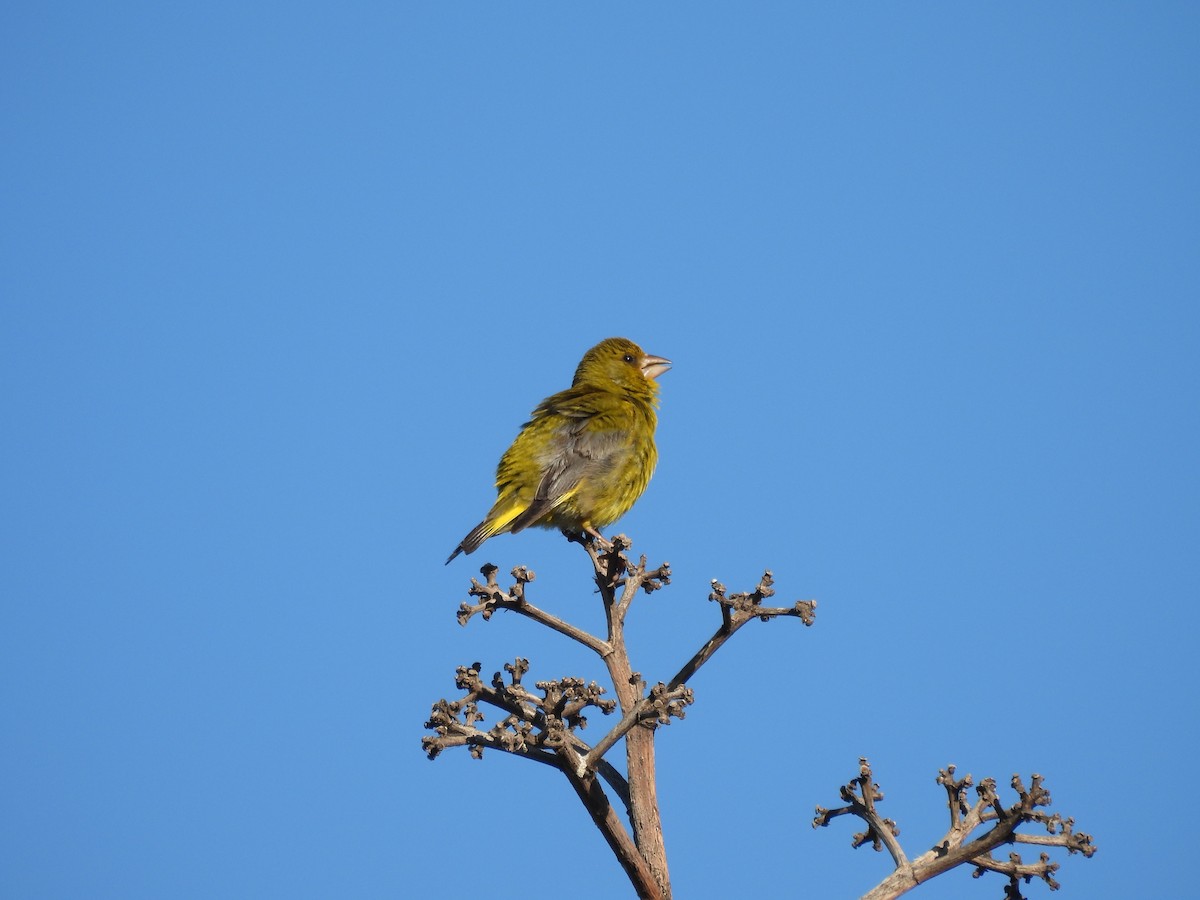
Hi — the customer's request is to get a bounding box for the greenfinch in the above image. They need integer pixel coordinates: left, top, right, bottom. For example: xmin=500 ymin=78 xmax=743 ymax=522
xmin=447 ymin=337 xmax=670 ymax=564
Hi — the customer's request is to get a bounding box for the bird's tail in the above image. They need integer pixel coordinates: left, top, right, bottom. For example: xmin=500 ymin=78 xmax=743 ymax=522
xmin=445 ymin=520 xmax=494 ymax=565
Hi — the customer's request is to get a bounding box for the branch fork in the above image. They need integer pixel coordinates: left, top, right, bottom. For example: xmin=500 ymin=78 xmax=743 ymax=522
xmin=814 ymin=759 xmax=1096 ymax=900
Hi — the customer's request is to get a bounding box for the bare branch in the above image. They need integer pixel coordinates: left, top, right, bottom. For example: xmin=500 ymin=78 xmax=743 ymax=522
xmin=582 ymin=533 xmax=674 ymax=897
xmin=579 ymin=567 xmax=817 ymax=772
xmin=813 ymin=758 xmax=907 ymax=868
xmin=422 ymin=660 xmax=617 ymax=759
xmin=576 ymin=533 xmax=671 ymax=622
xmin=552 ymin=739 xmax=665 ymax=900
xmin=457 ymin=563 xmax=613 ymax=657
xmin=814 ymin=760 xmax=1096 ymax=900
xmin=669 ymin=572 xmax=816 ymax=689
xmin=584 ymin=681 xmax=695 ymax=770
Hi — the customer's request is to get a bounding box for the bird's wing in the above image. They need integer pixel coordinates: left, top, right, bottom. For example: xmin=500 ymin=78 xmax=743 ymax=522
xmin=507 ymin=406 xmax=628 ymax=533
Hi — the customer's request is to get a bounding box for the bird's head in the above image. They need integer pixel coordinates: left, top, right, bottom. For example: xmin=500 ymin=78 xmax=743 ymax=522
xmin=572 ymin=337 xmax=671 ymax=395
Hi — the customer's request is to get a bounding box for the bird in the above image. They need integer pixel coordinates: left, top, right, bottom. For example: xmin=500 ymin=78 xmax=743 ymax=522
xmin=447 ymin=337 xmax=670 ymax=564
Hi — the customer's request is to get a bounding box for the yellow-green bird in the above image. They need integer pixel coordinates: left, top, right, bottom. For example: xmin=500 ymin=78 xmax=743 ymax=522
xmin=447 ymin=337 xmax=670 ymax=564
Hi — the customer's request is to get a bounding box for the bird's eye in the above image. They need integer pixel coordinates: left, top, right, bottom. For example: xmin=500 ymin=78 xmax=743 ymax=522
xmin=623 ymin=354 xmax=636 ymax=363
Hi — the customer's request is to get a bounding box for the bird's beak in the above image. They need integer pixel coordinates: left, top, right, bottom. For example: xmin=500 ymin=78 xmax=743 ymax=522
xmin=640 ymin=354 xmax=672 ymax=380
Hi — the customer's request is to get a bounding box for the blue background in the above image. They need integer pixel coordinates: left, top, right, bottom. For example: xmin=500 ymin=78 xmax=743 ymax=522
xmin=3 ymin=4 xmax=1196 ymax=898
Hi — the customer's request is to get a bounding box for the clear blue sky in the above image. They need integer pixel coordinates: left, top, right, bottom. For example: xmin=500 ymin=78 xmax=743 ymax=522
xmin=3 ymin=4 xmax=1197 ymax=898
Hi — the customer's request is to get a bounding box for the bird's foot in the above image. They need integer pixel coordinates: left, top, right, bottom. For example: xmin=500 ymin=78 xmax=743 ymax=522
xmin=562 ymin=529 xmax=590 ymax=548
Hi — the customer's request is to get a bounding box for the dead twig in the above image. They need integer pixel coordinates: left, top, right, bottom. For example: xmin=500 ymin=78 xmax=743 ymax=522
xmin=814 ymin=760 xmax=1096 ymax=900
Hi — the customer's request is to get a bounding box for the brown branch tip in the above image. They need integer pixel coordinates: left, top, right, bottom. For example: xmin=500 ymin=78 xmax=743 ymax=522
xmin=811 ymin=757 xmax=899 ymax=853
xmin=457 ymin=563 xmax=536 ymax=626
xmin=709 ymin=570 xmax=817 ymax=625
